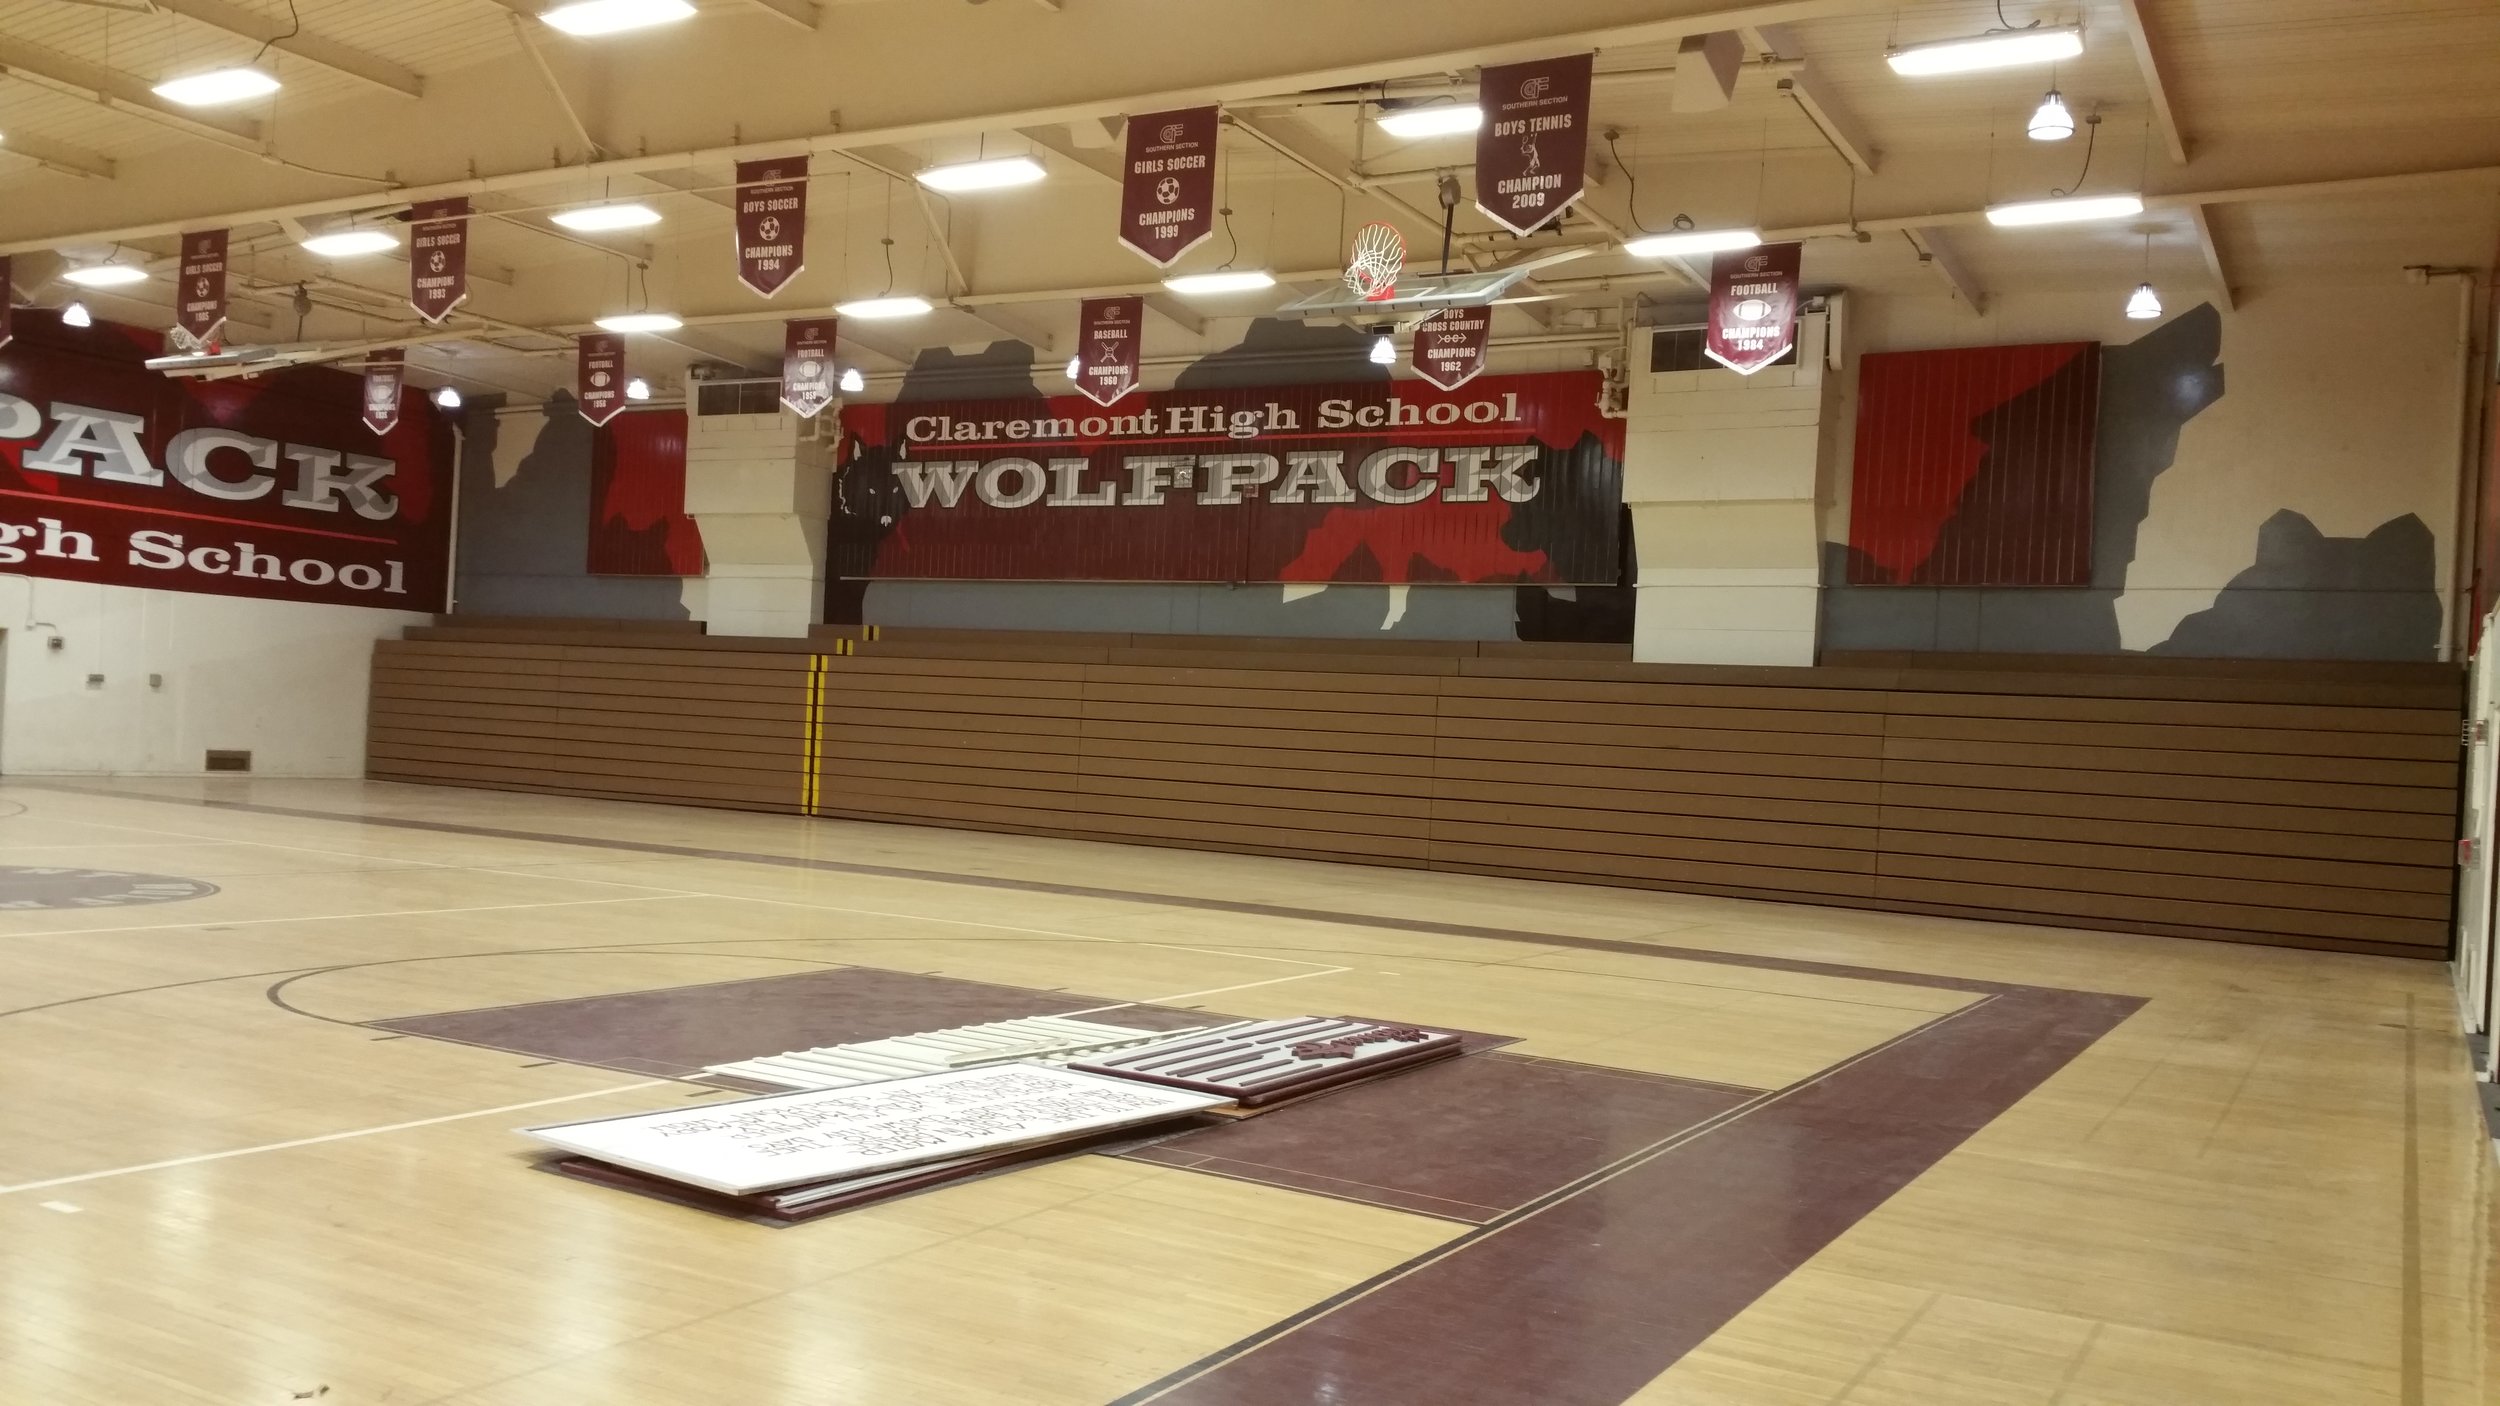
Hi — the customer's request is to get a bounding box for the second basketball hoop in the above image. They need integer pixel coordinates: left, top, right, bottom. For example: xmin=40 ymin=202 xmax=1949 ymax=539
xmin=1343 ymin=222 xmax=1407 ymax=303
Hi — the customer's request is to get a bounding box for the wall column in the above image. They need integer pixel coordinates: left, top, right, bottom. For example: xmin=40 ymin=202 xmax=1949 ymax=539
xmin=1623 ymin=311 xmax=1836 ymax=666
xmin=683 ymin=402 xmax=834 ymax=639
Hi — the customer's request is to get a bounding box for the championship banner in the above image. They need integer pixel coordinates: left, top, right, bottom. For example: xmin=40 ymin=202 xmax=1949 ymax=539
xmin=1412 ymin=306 xmax=1490 ymax=391
xmin=0 ymin=311 xmax=453 ymax=609
xmin=409 ymin=198 xmax=470 ymax=324
xmin=734 ymin=156 xmax=809 ymax=298
xmin=172 ymin=229 xmax=229 ymax=352
xmin=782 ymin=317 xmax=840 ymax=417
xmin=1475 ymin=53 xmax=1594 ymax=237
xmin=578 ymin=333 xmax=627 ymax=427
xmin=361 ymin=348 xmax=405 ymax=436
xmin=0 ymin=255 xmax=13 ymax=352
xmin=1119 ymin=106 xmax=1218 ymax=267
xmin=829 ymin=371 xmax=1622 ymax=584
xmin=1074 ymin=296 xmax=1143 ymax=406
xmin=1705 ymin=241 xmax=1803 ymax=375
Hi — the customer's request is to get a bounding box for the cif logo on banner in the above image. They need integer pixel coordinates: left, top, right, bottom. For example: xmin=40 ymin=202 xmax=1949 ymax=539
xmin=1520 ymin=75 xmax=1553 ymax=100
xmin=1742 ymin=252 xmax=1773 ymax=274
xmin=1159 ymin=122 xmax=1187 ymax=144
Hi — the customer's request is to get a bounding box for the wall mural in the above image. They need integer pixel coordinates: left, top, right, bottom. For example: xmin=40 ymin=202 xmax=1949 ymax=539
xmin=588 ymin=410 xmax=704 ymax=577
xmin=1823 ymin=302 xmax=2443 ymax=661
xmin=452 ymin=392 xmax=691 ymax=620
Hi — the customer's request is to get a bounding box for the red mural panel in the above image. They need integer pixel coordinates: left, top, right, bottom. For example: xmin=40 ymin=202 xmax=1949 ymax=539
xmin=1848 ymin=341 xmax=2101 ymax=586
xmin=826 ymin=372 xmax=1623 ymax=585
xmin=588 ymin=409 xmax=703 ymax=576
xmin=0 ymin=309 xmax=451 ymax=609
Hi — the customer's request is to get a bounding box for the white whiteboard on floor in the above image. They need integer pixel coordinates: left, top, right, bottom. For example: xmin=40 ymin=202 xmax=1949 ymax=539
xmin=524 ymin=1064 xmax=1230 ymax=1195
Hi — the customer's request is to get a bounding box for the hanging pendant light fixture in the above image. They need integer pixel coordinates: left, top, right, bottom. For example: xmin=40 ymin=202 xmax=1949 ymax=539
xmin=2027 ymin=89 xmax=2075 ymax=141
xmin=2125 ymin=231 xmax=2162 ymax=320
xmin=1368 ymin=329 xmax=1397 ymax=365
xmin=60 ymin=301 xmax=93 ymax=328
xmin=838 ymin=366 xmax=866 ymax=394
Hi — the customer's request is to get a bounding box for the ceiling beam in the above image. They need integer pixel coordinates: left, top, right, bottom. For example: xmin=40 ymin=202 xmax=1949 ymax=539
xmin=0 ymin=131 xmax=116 ymax=180
xmin=745 ymin=0 xmax=822 ymax=29
xmin=1904 ymin=227 xmax=1984 ymax=314
xmin=1777 ymin=68 xmax=1876 ymax=176
xmin=2189 ymin=204 xmax=2235 ymax=311
xmin=149 ymin=0 xmax=425 ymax=99
xmin=2115 ymin=0 xmax=2189 ymax=164
xmin=0 ymin=34 xmax=264 ymax=148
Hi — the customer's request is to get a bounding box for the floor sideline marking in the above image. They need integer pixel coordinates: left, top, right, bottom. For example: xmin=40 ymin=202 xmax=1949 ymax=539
xmin=0 ymin=1081 xmax=669 ymax=1196
xmin=0 ymin=893 xmax=699 ymax=944
xmin=1059 ymin=966 xmax=1352 ymax=1016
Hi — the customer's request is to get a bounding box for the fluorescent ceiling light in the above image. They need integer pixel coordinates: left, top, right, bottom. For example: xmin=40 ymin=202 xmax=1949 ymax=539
xmin=2027 ymin=90 xmax=2076 ymax=141
xmin=916 ymin=156 xmax=1046 ymax=192
xmin=551 ymin=202 xmax=662 ymax=231
xmin=1887 ymin=25 xmax=2084 ymax=76
xmin=1985 ymin=193 xmax=2145 ymax=227
xmin=1162 ymin=270 xmax=1276 ymax=295
xmin=833 ymin=295 xmax=934 ymax=319
xmin=300 ymin=229 xmax=399 ymax=257
xmin=151 ymin=67 xmax=281 ymax=107
xmin=594 ymin=311 xmax=682 ymax=333
xmin=1375 ymin=104 xmax=1483 ymax=139
xmin=2125 ymin=283 xmax=2162 ymax=320
xmin=539 ymin=0 xmax=695 ymax=37
xmin=61 ymin=263 xmax=148 ymax=287
xmin=1623 ymin=228 xmax=1763 ymax=258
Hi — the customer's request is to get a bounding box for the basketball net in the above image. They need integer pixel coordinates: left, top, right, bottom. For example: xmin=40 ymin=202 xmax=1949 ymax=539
xmin=1343 ymin=222 xmax=1407 ymax=303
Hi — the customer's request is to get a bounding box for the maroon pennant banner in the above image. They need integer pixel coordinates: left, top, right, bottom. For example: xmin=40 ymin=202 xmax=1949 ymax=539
xmin=1705 ymin=241 xmax=1803 ymax=375
xmin=782 ymin=317 xmax=840 ymax=418
xmin=0 ymin=255 xmax=13 ymax=352
xmin=1119 ymin=106 xmax=1218 ymax=267
xmin=578 ymin=333 xmax=627 ymax=427
xmin=1475 ymin=53 xmax=1594 ymax=237
xmin=1411 ymin=306 xmax=1491 ymax=391
xmin=172 ymin=229 xmax=229 ymax=351
xmin=362 ymin=348 xmax=406 ymax=436
xmin=734 ymin=156 xmax=809 ymax=298
xmin=1074 ymin=296 xmax=1144 ymax=407
xmin=409 ymin=198 xmax=471 ymax=324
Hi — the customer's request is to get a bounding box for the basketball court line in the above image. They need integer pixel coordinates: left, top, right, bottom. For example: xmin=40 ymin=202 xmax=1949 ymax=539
xmin=0 ymin=1081 xmax=669 ymax=1197
xmin=0 ymin=892 xmax=698 ymax=944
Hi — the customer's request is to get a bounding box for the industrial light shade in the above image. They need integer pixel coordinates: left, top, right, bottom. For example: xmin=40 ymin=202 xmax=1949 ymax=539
xmin=60 ymin=301 xmax=93 ymax=328
xmin=1368 ymin=333 xmax=1397 ymax=366
xmin=2125 ymin=282 xmax=2163 ymax=320
xmin=1887 ymin=25 xmax=2084 ymax=77
xmin=433 ymin=385 xmax=464 ymax=410
xmin=1162 ymin=270 xmax=1277 ymax=295
xmin=1375 ymin=104 xmax=1484 ymax=139
xmin=838 ymin=366 xmax=866 ymax=393
xmin=625 ymin=376 xmax=653 ymax=401
xmin=594 ymin=311 xmax=682 ymax=333
xmin=1984 ymin=193 xmax=2146 ymax=227
xmin=1065 ymin=355 xmax=1082 ymax=380
xmin=539 ymin=0 xmax=696 ymax=37
xmin=551 ymin=202 xmax=662 ymax=231
xmin=1623 ymin=228 xmax=1763 ymax=258
xmin=2027 ymin=90 xmax=2076 ymax=141
xmin=300 ymin=229 xmax=399 ymax=257
xmin=916 ymin=156 xmax=1047 ymax=192
xmin=151 ymin=67 xmax=281 ymax=107
xmin=61 ymin=263 xmax=149 ymax=288
xmin=833 ymin=295 xmax=934 ymax=319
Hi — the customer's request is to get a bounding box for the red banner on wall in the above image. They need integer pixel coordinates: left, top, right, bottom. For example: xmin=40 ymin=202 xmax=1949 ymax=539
xmin=1476 ymin=53 xmax=1593 ymax=236
xmin=1119 ymin=106 xmax=1218 ymax=267
xmin=579 ymin=334 xmax=626 ymax=427
xmin=829 ymin=371 xmax=1622 ymax=584
xmin=734 ymin=156 xmax=809 ymax=297
xmin=0 ymin=255 xmax=14 ymax=352
xmin=409 ymin=198 xmax=470 ymax=324
xmin=172 ymin=230 xmax=229 ymax=352
xmin=782 ymin=317 xmax=840 ymax=417
xmin=0 ymin=310 xmax=452 ymax=609
xmin=591 ymin=410 xmax=705 ymax=576
xmin=362 ymin=348 xmax=405 ymax=436
xmin=1412 ymin=306 xmax=1490 ymax=391
xmin=1074 ymin=296 xmax=1143 ymax=406
xmin=1705 ymin=242 xmax=1802 ymax=375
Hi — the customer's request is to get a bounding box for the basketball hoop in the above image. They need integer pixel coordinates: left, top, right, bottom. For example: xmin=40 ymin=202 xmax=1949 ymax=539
xmin=1343 ymin=222 xmax=1407 ymax=303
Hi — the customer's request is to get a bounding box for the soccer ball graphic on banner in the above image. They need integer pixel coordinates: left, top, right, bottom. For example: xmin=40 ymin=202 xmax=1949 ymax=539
xmin=1343 ymin=222 xmax=1407 ymax=303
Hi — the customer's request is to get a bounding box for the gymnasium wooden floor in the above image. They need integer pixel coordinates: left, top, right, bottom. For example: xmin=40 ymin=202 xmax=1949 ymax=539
xmin=1 ymin=779 xmax=2493 ymax=1405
